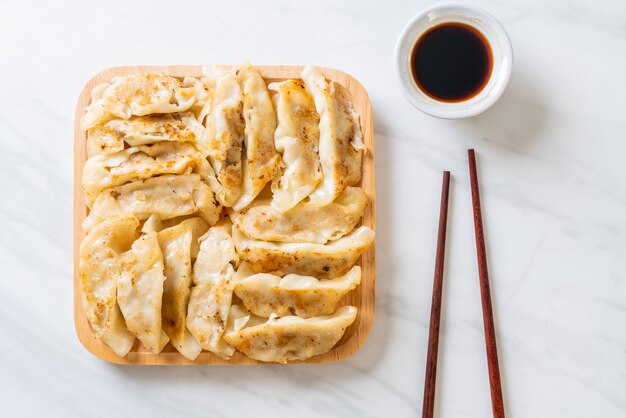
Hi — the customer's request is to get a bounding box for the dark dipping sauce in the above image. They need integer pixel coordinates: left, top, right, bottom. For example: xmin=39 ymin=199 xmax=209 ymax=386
xmin=411 ymin=22 xmax=493 ymax=102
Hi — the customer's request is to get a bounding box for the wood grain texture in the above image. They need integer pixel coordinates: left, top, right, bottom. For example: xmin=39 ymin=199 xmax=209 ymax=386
xmin=468 ymin=149 xmax=505 ymax=417
xmin=422 ymin=171 xmax=450 ymax=418
xmin=73 ymin=65 xmax=376 ymax=365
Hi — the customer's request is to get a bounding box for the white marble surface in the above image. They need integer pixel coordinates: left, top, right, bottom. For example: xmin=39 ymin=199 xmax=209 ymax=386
xmin=1 ymin=0 xmax=625 ymax=416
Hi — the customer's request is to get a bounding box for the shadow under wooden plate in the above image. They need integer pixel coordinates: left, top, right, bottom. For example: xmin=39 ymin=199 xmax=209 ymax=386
xmin=74 ymin=65 xmax=376 ymax=365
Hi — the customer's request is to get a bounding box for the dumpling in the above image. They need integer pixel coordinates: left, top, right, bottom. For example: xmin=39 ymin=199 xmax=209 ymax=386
xmin=301 ymin=66 xmax=365 ymax=206
xmin=182 ymin=76 xmax=211 ymax=121
xmin=156 ymin=218 xmax=208 ymax=360
xmin=79 ymin=216 xmax=138 ymax=357
xmin=268 ymin=79 xmax=322 ymax=212
xmin=117 ymin=230 xmax=169 ymax=354
xmin=82 ymin=142 xmax=212 ymax=207
xmin=141 ymin=213 xmax=164 ymax=233
xmin=232 ymin=225 xmax=374 ymax=279
xmin=232 ymin=63 xmax=282 ymax=211
xmin=234 ymin=263 xmax=361 ymax=318
xmin=86 ymin=123 xmax=123 ymax=157
xmin=81 ymin=73 xmax=200 ymax=130
xmin=230 ymin=186 xmax=367 ymax=244
xmin=167 ymin=217 xmax=211 ymax=259
xmin=86 ymin=113 xmax=210 ymax=158
xmin=83 ymin=174 xmax=222 ymax=231
xmin=203 ymin=67 xmax=245 ymax=207
xmin=186 ymin=222 xmax=239 ymax=359
xmin=223 ymin=305 xmax=357 ymax=363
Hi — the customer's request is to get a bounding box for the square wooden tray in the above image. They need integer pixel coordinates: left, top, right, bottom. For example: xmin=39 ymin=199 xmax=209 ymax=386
xmin=74 ymin=65 xmax=376 ymax=365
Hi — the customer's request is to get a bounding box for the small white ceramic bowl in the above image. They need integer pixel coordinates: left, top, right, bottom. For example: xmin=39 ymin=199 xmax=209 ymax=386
xmin=395 ymin=3 xmax=513 ymax=119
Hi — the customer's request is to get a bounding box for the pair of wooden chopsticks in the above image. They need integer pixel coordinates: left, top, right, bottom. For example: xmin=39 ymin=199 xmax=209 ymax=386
xmin=422 ymin=149 xmax=505 ymax=418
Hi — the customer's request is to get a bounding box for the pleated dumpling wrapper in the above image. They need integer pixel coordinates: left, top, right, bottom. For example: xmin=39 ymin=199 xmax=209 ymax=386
xmin=203 ymin=67 xmax=245 ymax=207
xmin=81 ymin=73 xmax=201 ymax=130
xmin=232 ymin=63 xmax=282 ymax=211
xmin=86 ymin=112 xmax=209 ymax=158
xmin=232 ymin=224 xmax=374 ymax=279
xmin=234 ymin=262 xmax=361 ymax=318
xmin=83 ymin=174 xmax=222 ymax=231
xmin=231 ymin=186 xmax=367 ymax=244
xmin=224 ymin=305 xmax=357 ymax=363
xmin=301 ymin=66 xmax=365 ymax=207
xmin=154 ymin=218 xmax=209 ymax=360
xmin=82 ymin=142 xmax=217 ymax=207
xmin=117 ymin=230 xmax=169 ymax=354
xmin=186 ymin=222 xmax=239 ymax=359
xmin=79 ymin=215 xmax=139 ymax=357
xmin=268 ymin=79 xmax=322 ymax=212
xmin=181 ymin=76 xmax=212 ymax=122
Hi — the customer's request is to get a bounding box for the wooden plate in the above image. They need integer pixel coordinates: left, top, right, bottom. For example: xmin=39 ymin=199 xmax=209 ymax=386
xmin=74 ymin=65 xmax=376 ymax=364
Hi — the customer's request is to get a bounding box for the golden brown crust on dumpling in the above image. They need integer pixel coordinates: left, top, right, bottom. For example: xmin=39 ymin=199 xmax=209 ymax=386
xmin=232 ymin=225 xmax=374 ymax=279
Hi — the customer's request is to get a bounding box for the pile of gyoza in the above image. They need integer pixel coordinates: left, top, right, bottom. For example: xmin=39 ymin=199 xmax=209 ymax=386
xmin=78 ymin=63 xmax=374 ymax=363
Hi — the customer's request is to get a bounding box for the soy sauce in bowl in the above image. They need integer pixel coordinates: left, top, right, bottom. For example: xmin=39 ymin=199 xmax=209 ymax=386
xmin=410 ymin=22 xmax=493 ymax=103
